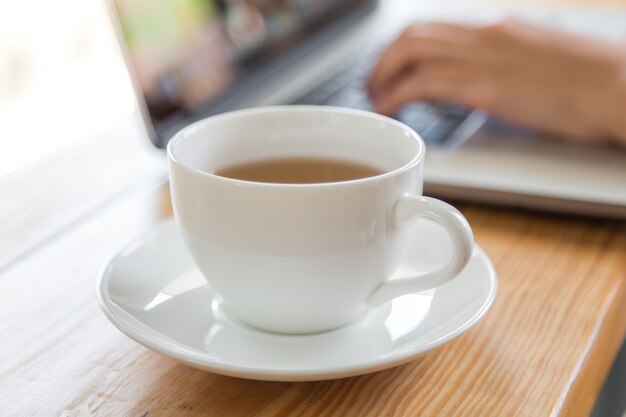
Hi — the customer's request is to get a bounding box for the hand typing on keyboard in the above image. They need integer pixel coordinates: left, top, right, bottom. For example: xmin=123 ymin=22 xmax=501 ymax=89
xmin=294 ymin=47 xmax=481 ymax=146
xmin=368 ymin=19 xmax=626 ymax=147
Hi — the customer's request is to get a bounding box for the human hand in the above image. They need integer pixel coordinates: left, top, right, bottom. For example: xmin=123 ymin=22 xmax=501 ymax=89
xmin=368 ymin=20 xmax=626 ymax=146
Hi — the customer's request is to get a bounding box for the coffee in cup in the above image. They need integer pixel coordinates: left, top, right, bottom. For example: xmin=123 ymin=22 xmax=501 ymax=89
xmin=215 ymin=156 xmax=383 ymax=184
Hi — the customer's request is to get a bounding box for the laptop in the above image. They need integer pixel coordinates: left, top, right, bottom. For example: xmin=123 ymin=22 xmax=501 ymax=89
xmin=108 ymin=0 xmax=626 ymax=218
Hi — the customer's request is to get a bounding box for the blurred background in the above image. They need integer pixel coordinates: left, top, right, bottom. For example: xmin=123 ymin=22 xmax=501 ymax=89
xmin=0 ymin=0 xmax=135 ymax=178
xmin=3 ymin=0 xmax=626 ymax=179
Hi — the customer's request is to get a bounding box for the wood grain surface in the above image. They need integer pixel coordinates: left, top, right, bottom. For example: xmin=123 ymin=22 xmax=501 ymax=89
xmin=1 ymin=128 xmax=624 ymax=416
xmin=2 ymin=5 xmax=626 ymax=417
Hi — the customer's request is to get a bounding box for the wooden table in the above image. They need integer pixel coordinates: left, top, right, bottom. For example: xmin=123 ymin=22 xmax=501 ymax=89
xmin=2 ymin=12 xmax=626 ymax=417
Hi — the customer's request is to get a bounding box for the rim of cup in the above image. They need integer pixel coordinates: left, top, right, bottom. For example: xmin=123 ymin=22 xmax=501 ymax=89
xmin=167 ymin=105 xmax=425 ymax=189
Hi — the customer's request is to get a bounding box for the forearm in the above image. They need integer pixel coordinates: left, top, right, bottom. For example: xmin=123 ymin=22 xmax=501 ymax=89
xmin=606 ymin=72 xmax=626 ymax=147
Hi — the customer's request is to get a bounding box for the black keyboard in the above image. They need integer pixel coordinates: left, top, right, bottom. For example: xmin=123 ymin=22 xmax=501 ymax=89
xmin=293 ymin=50 xmax=481 ymax=146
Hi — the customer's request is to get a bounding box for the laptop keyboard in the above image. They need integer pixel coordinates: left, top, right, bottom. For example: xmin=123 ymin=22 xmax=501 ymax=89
xmin=293 ymin=49 xmax=479 ymax=146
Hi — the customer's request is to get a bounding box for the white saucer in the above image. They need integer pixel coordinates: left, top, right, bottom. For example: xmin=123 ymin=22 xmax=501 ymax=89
xmin=97 ymin=218 xmax=497 ymax=381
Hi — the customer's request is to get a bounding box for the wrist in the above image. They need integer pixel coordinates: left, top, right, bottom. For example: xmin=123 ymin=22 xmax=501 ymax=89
xmin=601 ymin=54 xmax=626 ymax=147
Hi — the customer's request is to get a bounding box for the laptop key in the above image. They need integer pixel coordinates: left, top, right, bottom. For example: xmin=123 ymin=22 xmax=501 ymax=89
xmin=296 ymin=84 xmax=339 ymax=105
xmin=326 ymin=87 xmax=368 ymax=108
xmin=421 ymin=121 xmax=461 ymax=144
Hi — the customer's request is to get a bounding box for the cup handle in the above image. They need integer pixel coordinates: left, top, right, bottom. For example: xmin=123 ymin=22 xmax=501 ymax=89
xmin=368 ymin=195 xmax=474 ymax=307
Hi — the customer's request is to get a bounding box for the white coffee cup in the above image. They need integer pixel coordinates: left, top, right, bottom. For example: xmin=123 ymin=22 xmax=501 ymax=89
xmin=168 ymin=106 xmax=473 ymax=334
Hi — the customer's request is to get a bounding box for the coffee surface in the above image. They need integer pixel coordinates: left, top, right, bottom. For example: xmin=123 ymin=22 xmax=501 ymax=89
xmin=215 ymin=157 xmax=382 ymax=184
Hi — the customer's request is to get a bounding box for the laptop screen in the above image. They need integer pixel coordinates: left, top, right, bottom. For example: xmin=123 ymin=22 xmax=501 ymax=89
xmin=112 ymin=0 xmax=367 ymax=134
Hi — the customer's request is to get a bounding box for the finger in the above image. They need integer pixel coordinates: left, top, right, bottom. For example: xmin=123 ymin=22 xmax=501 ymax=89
xmin=367 ymin=32 xmax=418 ymax=98
xmin=407 ymin=20 xmax=477 ymax=40
xmin=368 ymin=23 xmax=473 ymax=97
xmin=374 ymin=64 xmax=492 ymax=115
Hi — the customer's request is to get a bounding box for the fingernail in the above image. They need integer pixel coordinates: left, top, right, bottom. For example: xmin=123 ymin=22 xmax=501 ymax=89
xmin=375 ymin=101 xmax=390 ymax=116
xmin=371 ymin=97 xmax=382 ymax=112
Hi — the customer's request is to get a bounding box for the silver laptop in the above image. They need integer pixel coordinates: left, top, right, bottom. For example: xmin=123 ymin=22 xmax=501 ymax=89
xmin=108 ymin=0 xmax=626 ymax=218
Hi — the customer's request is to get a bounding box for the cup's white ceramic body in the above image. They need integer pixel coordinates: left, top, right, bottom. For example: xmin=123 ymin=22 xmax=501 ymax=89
xmin=168 ymin=106 xmax=473 ymax=334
